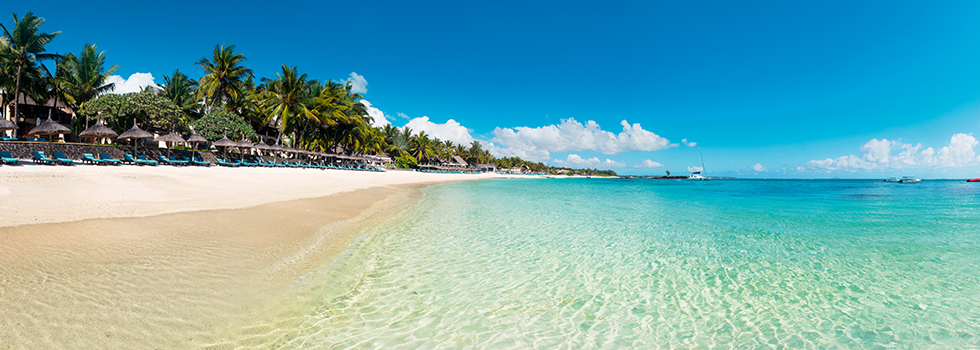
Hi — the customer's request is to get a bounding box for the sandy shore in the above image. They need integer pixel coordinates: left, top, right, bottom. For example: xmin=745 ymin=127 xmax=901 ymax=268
xmin=0 ymin=163 xmax=506 ymax=228
xmin=0 ymin=164 xmax=521 ymax=348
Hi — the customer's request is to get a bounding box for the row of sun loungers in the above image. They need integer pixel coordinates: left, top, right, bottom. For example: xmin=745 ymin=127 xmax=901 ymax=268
xmin=4 ymin=150 xmax=383 ymax=171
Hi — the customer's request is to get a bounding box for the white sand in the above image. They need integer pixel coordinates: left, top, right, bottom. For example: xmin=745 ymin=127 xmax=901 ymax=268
xmin=0 ymin=163 xmax=510 ymax=228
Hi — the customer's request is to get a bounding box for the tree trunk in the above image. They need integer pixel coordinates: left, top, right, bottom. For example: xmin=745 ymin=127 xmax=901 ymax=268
xmin=12 ymin=63 xmax=24 ymax=136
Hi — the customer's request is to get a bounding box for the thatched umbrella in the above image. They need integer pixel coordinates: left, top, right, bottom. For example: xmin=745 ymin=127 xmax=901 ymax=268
xmin=235 ymin=138 xmax=253 ymax=161
xmin=254 ymin=140 xmax=273 ymax=157
xmin=117 ymin=119 xmax=155 ymax=159
xmin=154 ymin=131 xmax=185 ymax=158
xmin=183 ymin=132 xmax=208 ymax=162
xmin=212 ymin=135 xmax=238 ymax=160
xmin=0 ymin=118 xmax=18 ymax=138
xmin=78 ymin=119 xmax=118 ymax=142
xmin=27 ymin=116 xmax=71 ymax=142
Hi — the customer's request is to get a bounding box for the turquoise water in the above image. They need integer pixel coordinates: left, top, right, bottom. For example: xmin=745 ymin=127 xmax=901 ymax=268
xmin=259 ymin=179 xmax=980 ymax=348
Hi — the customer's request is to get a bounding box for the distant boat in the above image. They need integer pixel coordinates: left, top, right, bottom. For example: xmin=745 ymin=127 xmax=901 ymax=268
xmin=898 ymin=176 xmax=921 ymax=184
xmin=884 ymin=177 xmax=900 ymax=182
xmin=687 ymin=148 xmax=709 ymax=181
xmin=968 ymin=178 xmax=980 ymax=182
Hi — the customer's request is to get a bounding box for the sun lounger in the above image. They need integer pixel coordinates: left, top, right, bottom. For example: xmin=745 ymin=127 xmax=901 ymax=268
xmin=99 ymin=153 xmax=122 ymax=165
xmin=255 ymin=158 xmax=273 ymax=167
xmin=125 ymin=154 xmax=156 ymax=166
xmin=0 ymin=151 xmax=19 ymax=165
xmin=51 ymin=152 xmax=74 ymax=165
xmin=240 ymin=159 xmax=258 ymax=167
xmin=157 ymin=155 xmax=189 ymax=166
xmin=215 ymin=158 xmax=239 ymax=167
xmin=182 ymin=156 xmax=211 ymax=167
xmin=82 ymin=153 xmax=106 ymax=165
xmin=32 ymin=151 xmax=56 ymax=165
xmin=136 ymin=155 xmax=159 ymax=166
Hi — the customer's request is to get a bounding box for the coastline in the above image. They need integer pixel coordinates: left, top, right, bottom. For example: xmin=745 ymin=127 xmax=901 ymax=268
xmin=0 ymin=165 xmax=507 ymax=228
xmin=0 ymin=179 xmax=434 ymax=348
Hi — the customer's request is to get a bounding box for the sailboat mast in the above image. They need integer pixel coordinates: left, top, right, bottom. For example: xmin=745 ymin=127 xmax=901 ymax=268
xmin=698 ymin=147 xmax=704 ymax=174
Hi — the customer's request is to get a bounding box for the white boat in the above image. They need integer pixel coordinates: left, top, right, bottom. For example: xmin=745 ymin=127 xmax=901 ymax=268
xmin=898 ymin=176 xmax=921 ymax=184
xmin=884 ymin=177 xmax=900 ymax=182
xmin=687 ymin=148 xmax=709 ymax=181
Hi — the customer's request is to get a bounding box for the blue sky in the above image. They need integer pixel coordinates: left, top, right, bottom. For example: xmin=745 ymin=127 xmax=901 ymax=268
xmin=11 ymin=1 xmax=980 ymax=177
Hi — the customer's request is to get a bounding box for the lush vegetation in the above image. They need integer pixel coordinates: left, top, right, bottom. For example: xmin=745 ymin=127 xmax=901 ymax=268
xmin=0 ymin=12 xmax=616 ymax=176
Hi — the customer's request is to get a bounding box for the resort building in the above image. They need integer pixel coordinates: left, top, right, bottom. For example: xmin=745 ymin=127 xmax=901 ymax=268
xmin=1 ymin=91 xmax=75 ymax=140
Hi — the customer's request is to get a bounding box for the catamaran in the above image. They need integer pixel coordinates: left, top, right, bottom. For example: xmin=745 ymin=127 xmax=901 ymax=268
xmin=687 ymin=147 xmax=709 ymax=181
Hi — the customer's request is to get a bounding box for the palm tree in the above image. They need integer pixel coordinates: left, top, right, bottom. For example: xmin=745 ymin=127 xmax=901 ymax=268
xmin=258 ymin=65 xmax=316 ymax=145
xmin=409 ymin=130 xmax=435 ymax=164
xmin=0 ymin=12 xmax=60 ymax=123
xmin=196 ymin=44 xmax=253 ymax=113
xmin=60 ymin=43 xmax=117 ymax=110
xmin=159 ymin=68 xmax=199 ymax=119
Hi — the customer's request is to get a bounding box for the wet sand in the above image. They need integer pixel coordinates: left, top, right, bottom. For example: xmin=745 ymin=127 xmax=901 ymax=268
xmin=0 ymin=184 xmax=425 ymax=349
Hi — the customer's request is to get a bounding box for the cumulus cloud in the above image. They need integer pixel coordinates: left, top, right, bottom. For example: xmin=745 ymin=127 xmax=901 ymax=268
xmin=489 ymin=118 xmax=672 ymax=162
xmin=807 ymin=133 xmax=980 ymax=172
xmin=552 ymin=154 xmax=625 ymax=168
xmin=634 ymin=159 xmax=664 ymax=168
xmin=751 ymin=163 xmax=768 ymax=172
xmin=106 ymin=73 xmax=158 ymax=94
xmin=347 ymin=72 xmax=368 ymax=94
xmin=359 ymin=100 xmax=391 ymax=128
xmin=403 ymin=116 xmax=475 ymax=145
xmin=682 ymin=138 xmax=697 ymax=147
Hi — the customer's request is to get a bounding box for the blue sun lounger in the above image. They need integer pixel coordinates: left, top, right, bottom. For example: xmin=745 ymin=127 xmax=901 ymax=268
xmin=82 ymin=153 xmax=106 ymax=165
xmin=1 ymin=151 xmax=19 ymax=165
xmin=182 ymin=156 xmax=211 ymax=167
xmin=32 ymin=151 xmax=57 ymax=165
xmin=50 ymin=152 xmax=74 ymax=165
xmin=99 ymin=153 xmax=123 ymax=165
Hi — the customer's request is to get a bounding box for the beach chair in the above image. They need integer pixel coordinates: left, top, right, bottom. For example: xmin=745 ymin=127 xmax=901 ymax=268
xmin=51 ymin=152 xmax=74 ymax=165
xmin=124 ymin=154 xmax=140 ymax=165
xmin=182 ymin=156 xmax=211 ymax=167
xmin=157 ymin=155 xmax=188 ymax=166
xmin=136 ymin=155 xmax=159 ymax=166
xmin=32 ymin=151 xmax=56 ymax=165
xmin=82 ymin=153 xmax=106 ymax=165
xmin=98 ymin=153 xmax=123 ymax=165
xmin=240 ymin=158 xmax=258 ymax=167
xmin=215 ymin=158 xmax=239 ymax=167
xmin=0 ymin=151 xmax=20 ymax=165
xmin=255 ymin=158 xmax=272 ymax=167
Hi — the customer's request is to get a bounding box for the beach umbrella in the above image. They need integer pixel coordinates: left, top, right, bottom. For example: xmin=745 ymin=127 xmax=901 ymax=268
xmin=254 ymin=140 xmax=273 ymax=157
xmin=183 ymin=132 xmax=208 ymax=162
xmin=212 ymin=135 xmax=238 ymax=160
xmin=78 ymin=119 xmax=118 ymax=142
xmin=0 ymin=118 xmax=18 ymax=138
xmin=235 ymin=138 xmax=253 ymax=161
xmin=117 ymin=119 xmax=155 ymax=159
xmin=27 ymin=116 xmax=71 ymax=142
xmin=154 ymin=131 xmax=185 ymax=158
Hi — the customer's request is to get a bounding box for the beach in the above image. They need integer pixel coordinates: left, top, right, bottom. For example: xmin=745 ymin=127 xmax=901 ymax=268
xmin=0 ymin=165 xmax=507 ymax=348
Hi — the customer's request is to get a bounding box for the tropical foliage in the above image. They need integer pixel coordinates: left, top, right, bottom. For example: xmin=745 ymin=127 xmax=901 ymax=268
xmin=0 ymin=12 xmax=618 ymax=175
xmin=190 ymin=111 xmax=256 ymax=141
xmin=79 ymin=91 xmax=185 ymax=131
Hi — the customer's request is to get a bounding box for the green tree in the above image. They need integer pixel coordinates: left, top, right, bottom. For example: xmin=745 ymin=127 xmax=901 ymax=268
xmin=196 ymin=44 xmax=253 ymax=113
xmin=190 ymin=111 xmax=256 ymax=141
xmin=409 ymin=130 xmax=436 ymax=164
xmin=0 ymin=12 xmax=60 ymax=121
xmin=80 ymin=90 xmax=185 ymax=132
xmin=258 ymin=65 xmax=316 ymax=144
xmin=159 ymin=68 xmax=199 ymax=119
xmin=60 ymin=43 xmax=118 ymax=110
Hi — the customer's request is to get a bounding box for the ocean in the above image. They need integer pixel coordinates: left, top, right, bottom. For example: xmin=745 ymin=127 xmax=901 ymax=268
xmin=241 ymin=178 xmax=980 ymax=348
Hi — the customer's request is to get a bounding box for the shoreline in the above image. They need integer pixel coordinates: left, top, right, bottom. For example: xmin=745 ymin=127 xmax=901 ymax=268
xmin=0 ymin=181 xmax=433 ymax=348
xmin=0 ymin=164 xmax=510 ymax=228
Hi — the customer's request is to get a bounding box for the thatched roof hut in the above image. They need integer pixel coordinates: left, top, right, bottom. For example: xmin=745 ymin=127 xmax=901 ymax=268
xmin=27 ymin=116 xmax=71 ymax=136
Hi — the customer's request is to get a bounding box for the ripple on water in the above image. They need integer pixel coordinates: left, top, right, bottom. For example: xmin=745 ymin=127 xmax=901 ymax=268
xmin=236 ymin=179 xmax=980 ymax=349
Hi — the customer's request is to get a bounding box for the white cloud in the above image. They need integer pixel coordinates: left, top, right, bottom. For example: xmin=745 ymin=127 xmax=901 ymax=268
xmin=682 ymin=138 xmax=697 ymax=147
xmin=396 ymin=112 xmax=409 ymax=119
xmin=687 ymin=166 xmax=703 ymax=172
xmin=552 ymin=154 xmax=625 ymax=168
xmin=359 ymin=100 xmax=391 ymax=128
xmin=489 ymin=118 xmax=672 ymax=162
xmin=106 ymin=73 xmax=157 ymax=94
xmin=403 ymin=116 xmax=475 ymax=145
xmin=347 ymin=72 xmax=368 ymax=94
xmin=634 ymin=159 xmax=664 ymax=168
xmin=751 ymin=163 xmax=768 ymax=172
xmin=807 ymin=133 xmax=980 ymax=172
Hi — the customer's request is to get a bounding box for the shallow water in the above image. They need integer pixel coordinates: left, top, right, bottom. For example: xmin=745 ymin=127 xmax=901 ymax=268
xmin=234 ymin=179 xmax=980 ymax=348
